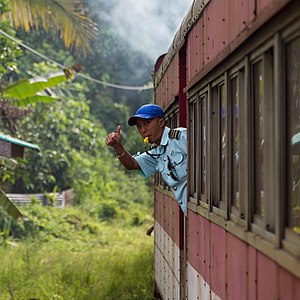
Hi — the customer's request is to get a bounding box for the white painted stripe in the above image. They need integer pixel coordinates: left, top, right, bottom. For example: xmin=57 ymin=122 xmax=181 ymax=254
xmin=154 ymin=222 xmax=221 ymax=299
xmin=154 ymin=221 xmax=180 ymax=299
xmin=186 ymin=262 xmax=221 ymax=300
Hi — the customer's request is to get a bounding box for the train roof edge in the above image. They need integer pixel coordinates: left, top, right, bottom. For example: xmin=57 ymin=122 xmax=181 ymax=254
xmin=154 ymin=0 xmax=211 ymax=86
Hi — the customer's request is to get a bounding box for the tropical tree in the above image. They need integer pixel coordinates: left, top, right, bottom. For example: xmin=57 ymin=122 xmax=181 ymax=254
xmin=5 ymin=0 xmax=97 ymax=54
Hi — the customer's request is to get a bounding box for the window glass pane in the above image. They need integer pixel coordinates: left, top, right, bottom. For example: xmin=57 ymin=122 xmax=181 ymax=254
xmin=212 ymin=83 xmax=226 ymax=208
xmin=201 ymin=95 xmax=207 ymax=196
xmin=231 ymin=77 xmax=240 ymax=209
xmin=286 ymin=36 xmax=300 ymax=234
xmin=189 ymin=102 xmax=196 ymax=196
xmin=194 ymin=102 xmax=198 ymax=196
xmin=212 ymin=86 xmax=219 ymax=206
xmin=253 ymin=61 xmax=265 ymax=218
xmin=220 ymin=84 xmax=226 ymax=204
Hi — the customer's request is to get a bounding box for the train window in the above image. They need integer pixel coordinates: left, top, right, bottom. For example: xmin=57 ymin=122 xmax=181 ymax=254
xmin=250 ymin=48 xmax=274 ymax=232
xmin=211 ymin=80 xmax=227 ymax=212
xmin=188 ymin=98 xmax=199 ymax=203
xmin=200 ymin=92 xmax=208 ymax=203
xmin=285 ymin=35 xmax=300 ymax=236
xmin=229 ymin=71 xmax=243 ymax=218
xmin=189 ymin=90 xmax=208 ymax=206
xmin=252 ymin=60 xmax=265 ymax=222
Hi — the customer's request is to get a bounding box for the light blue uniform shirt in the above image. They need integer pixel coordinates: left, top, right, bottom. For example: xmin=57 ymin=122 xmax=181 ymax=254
xmin=133 ymin=126 xmax=187 ymax=214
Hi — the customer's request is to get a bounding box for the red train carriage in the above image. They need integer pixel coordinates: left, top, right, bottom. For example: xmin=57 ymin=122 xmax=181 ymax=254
xmin=153 ymin=0 xmax=300 ymax=299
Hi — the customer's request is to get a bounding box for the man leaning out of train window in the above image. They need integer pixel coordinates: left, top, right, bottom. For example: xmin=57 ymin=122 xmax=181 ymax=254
xmin=105 ymin=103 xmax=187 ymax=215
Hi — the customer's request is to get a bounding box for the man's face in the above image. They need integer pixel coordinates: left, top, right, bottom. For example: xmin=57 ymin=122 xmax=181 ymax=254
xmin=136 ymin=117 xmax=165 ymax=144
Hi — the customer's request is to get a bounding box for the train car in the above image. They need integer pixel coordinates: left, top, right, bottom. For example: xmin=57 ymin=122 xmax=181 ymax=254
xmin=152 ymin=0 xmax=300 ymax=299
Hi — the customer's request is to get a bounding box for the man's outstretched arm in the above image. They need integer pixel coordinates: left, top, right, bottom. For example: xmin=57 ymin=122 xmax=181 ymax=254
xmin=105 ymin=125 xmax=140 ymax=170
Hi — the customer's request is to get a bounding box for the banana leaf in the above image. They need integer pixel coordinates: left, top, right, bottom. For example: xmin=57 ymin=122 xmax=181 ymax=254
xmin=17 ymin=94 xmax=59 ymax=107
xmin=3 ymin=71 xmax=67 ymax=100
xmin=0 ymin=189 xmax=23 ymax=219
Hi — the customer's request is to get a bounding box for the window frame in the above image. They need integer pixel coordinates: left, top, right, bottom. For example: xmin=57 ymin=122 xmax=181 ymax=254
xmin=210 ymin=76 xmax=227 ymax=217
xmin=228 ymin=63 xmax=247 ymax=225
xmin=281 ymin=23 xmax=300 ymax=257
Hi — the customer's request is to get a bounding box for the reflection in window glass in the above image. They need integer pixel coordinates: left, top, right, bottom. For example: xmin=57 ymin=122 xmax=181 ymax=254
xmin=253 ymin=61 xmax=265 ymax=218
xmin=286 ymin=37 xmax=300 ymax=234
xmin=231 ymin=77 xmax=240 ymax=209
xmin=220 ymin=84 xmax=226 ymax=204
xmin=189 ymin=102 xmax=197 ymax=197
xmin=212 ymin=83 xmax=226 ymax=208
xmin=201 ymin=95 xmax=207 ymax=196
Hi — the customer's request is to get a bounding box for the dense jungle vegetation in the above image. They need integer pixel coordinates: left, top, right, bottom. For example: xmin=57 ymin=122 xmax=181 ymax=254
xmin=0 ymin=0 xmax=159 ymax=298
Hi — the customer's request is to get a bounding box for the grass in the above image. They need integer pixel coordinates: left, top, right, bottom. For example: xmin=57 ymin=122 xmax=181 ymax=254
xmin=0 ymin=205 xmax=155 ymax=300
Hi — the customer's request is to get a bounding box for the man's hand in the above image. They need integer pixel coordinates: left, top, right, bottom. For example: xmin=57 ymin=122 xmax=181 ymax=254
xmin=105 ymin=125 xmax=122 ymax=149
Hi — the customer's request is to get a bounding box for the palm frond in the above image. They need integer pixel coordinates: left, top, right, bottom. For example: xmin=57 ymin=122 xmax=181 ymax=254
xmin=8 ymin=0 xmax=98 ymax=54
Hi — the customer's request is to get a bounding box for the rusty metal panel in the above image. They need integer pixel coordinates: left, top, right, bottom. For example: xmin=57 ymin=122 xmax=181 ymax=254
xmin=163 ymin=194 xmax=172 ymax=240
xmin=154 ymin=190 xmax=159 ymax=224
xmin=154 ymin=190 xmax=163 ymax=226
xmin=160 ymin=75 xmax=168 ymax=109
xmin=248 ymin=246 xmax=257 ymax=300
xmin=154 ymin=244 xmax=160 ymax=286
xmin=186 ymin=35 xmax=191 ymax=83
xmin=227 ymin=233 xmax=247 ymax=300
xmin=279 ymin=267 xmax=294 ymax=300
xmin=295 ymin=275 xmax=300 ymax=299
xmin=199 ymin=216 xmax=211 ymax=283
xmin=174 ymin=241 xmax=180 ymax=281
xmin=156 ymin=231 xmax=180 ymax=300
xmin=187 ymin=17 xmax=204 ymax=81
xmin=257 ymin=252 xmax=278 ymax=300
xmin=186 ymin=262 xmax=202 ymax=299
xmin=173 ymin=53 xmax=180 ymax=99
xmin=161 ymin=194 xmax=181 ymax=248
xmin=164 ymin=53 xmax=179 ymax=107
xmin=229 ymin=0 xmax=256 ymax=41
xmin=279 ymin=267 xmax=300 ymax=300
xmin=256 ymin=0 xmax=274 ymax=15
xmin=173 ymin=196 xmax=180 ymax=247
xmin=210 ymin=222 xmax=226 ymax=299
xmin=154 ymin=201 xmax=181 ymax=300
xmin=203 ymin=0 xmax=230 ymax=65
xmin=187 ymin=210 xmax=202 ymax=273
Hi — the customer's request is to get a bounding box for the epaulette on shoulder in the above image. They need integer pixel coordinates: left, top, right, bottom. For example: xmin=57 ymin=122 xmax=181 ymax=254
xmin=169 ymin=129 xmax=181 ymax=139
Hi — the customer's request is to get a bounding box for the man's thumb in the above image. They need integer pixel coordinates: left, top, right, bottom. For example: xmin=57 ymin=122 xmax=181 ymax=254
xmin=116 ymin=125 xmax=121 ymax=137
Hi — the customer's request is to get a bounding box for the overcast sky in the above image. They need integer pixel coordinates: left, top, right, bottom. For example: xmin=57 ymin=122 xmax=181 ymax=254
xmin=107 ymin=0 xmax=192 ymax=62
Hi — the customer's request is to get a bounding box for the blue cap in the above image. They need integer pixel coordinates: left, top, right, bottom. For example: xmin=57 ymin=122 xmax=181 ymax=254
xmin=128 ymin=104 xmax=164 ymax=126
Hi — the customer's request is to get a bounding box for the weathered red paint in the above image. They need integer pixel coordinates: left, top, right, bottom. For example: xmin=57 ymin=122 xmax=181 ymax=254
xmin=199 ymin=216 xmax=211 ymax=283
xmin=203 ymin=0 xmax=230 ymax=65
xmin=247 ymin=244 xmax=257 ymax=300
xmin=210 ymin=222 xmax=227 ymax=299
xmin=229 ymin=0 xmax=256 ymax=41
xmin=257 ymin=252 xmax=278 ymax=300
xmin=186 ymin=17 xmax=204 ymax=82
xmin=154 ymin=190 xmax=181 ymax=249
xmin=227 ymin=233 xmax=248 ymax=300
xmin=186 ymin=210 xmax=202 ymax=273
xmin=279 ymin=267 xmax=295 ymax=300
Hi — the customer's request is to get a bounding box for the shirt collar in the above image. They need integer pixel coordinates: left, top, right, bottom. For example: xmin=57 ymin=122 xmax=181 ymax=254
xmin=160 ymin=126 xmax=170 ymax=147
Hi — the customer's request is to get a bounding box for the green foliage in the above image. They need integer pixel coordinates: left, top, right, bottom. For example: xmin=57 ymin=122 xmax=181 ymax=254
xmin=1 ymin=63 xmax=97 ymax=192
xmin=0 ymin=190 xmax=22 ymax=219
xmin=0 ymin=214 xmax=17 ymax=247
xmin=0 ymin=0 xmax=22 ymax=80
xmin=7 ymin=0 xmax=98 ymax=55
xmin=0 ymin=204 xmax=154 ymax=299
xmin=70 ymin=148 xmax=153 ymax=223
xmin=3 ymin=70 xmax=69 ymax=106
